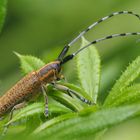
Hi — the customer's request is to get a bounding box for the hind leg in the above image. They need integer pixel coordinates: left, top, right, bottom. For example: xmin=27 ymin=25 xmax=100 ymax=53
xmin=3 ymin=102 xmax=27 ymax=135
xmin=9 ymin=102 xmax=27 ymax=121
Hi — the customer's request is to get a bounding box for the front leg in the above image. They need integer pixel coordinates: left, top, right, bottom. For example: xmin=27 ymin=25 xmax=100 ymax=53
xmin=51 ymin=83 xmax=94 ymax=105
xmin=41 ymin=85 xmax=49 ymax=117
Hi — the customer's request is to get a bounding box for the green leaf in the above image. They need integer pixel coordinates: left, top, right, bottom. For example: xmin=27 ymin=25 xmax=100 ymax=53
xmin=6 ymin=102 xmax=71 ymax=126
xmin=104 ymin=56 xmax=140 ymax=107
xmin=33 ymin=113 xmax=77 ymax=134
xmin=6 ymin=103 xmax=44 ymax=126
xmin=0 ymin=0 xmax=7 ymax=32
xmin=50 ymin=91 xmax=84 ymax=112
xmin=49 ymin=101 xmax=72 ymax=115
xmin=14 ymin=52 xmax=45 ymax=74
xmin=0 ymin=116 xmax=8 ymax=134
xmin=109 ymin=84 xmax=140 ymax=107
xmin=77 ymin=37 xmax=100 ymax=103
xmin=36 ymin=104 xmax=140 ymax=140
xmin=25 ymin=115 xmax=42 ymax=134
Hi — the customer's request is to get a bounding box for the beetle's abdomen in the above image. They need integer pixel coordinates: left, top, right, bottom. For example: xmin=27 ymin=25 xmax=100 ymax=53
xmin=0 ymin=72 xmax=41 ymax=116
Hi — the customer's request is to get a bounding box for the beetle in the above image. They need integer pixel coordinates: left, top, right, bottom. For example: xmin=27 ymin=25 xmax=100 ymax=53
xmin=0 ymin=11 xmax=140 ymax=121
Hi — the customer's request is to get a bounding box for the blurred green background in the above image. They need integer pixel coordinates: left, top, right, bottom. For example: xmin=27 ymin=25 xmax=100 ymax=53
xmin=1 ymin=0 xmax=140 ymax=139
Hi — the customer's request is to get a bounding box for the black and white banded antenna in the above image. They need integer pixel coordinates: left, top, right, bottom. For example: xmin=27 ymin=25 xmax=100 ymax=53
xmin=58 ymin=11 xmax=140 ymax=61
xmin=61 ymin=32 xmax=140 ymax=64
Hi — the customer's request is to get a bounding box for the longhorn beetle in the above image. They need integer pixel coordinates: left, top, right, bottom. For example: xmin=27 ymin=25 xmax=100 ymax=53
xmin=0 ymin=11 xmax=140 ymax=121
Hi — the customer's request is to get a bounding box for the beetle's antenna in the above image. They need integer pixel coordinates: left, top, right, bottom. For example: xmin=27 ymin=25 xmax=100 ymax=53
xmin=58 ymin=11 xmax=140 ymax=60
xmin=61 ymin=32 xmax=140 ymax=64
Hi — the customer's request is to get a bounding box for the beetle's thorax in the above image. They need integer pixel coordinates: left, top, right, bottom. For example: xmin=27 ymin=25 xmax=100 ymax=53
xmin=37 ymin=60 xmax=61 ymax=83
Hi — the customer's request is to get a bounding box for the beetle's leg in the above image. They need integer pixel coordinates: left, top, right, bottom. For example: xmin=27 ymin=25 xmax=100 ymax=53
xmin=51 ymin=83 xmax=94 ymax=105
xmin=3 ymin=102 xmax=27 ymax=135
xmin=41 ymin=85 xmax=49 ymax=117
xmin=9 ymin=102 xmax=27 ymax=121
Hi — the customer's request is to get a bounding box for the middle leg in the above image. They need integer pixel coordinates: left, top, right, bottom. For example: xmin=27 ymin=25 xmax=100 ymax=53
xmin=41 ymin=85 xmax=49 ymax=117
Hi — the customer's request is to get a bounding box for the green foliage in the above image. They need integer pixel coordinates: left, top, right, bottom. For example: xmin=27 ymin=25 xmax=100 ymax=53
xmin=107 ymin=84 xmax=140 ymax=107
xmin=33 ymin=113 xmax=77 ymax=134
xmin=6 ymin=102 xmax=72 ymax=127
xmin=35 ymin=104 xmax=140 ymax=140
xmin=5 ymin=103 xmax=44 ymax=126
xmin=14 ymin=52 xmax=45 ymax=74
xmin=77 ymin=37 xmax=100 ymax=103
xmin=0 ymin=0 xmax=6 ymax=32
xmin=1 ymin=38 xmax=140 ymax=140
xmin=104 ymin=56 xmax=140 ymax=107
